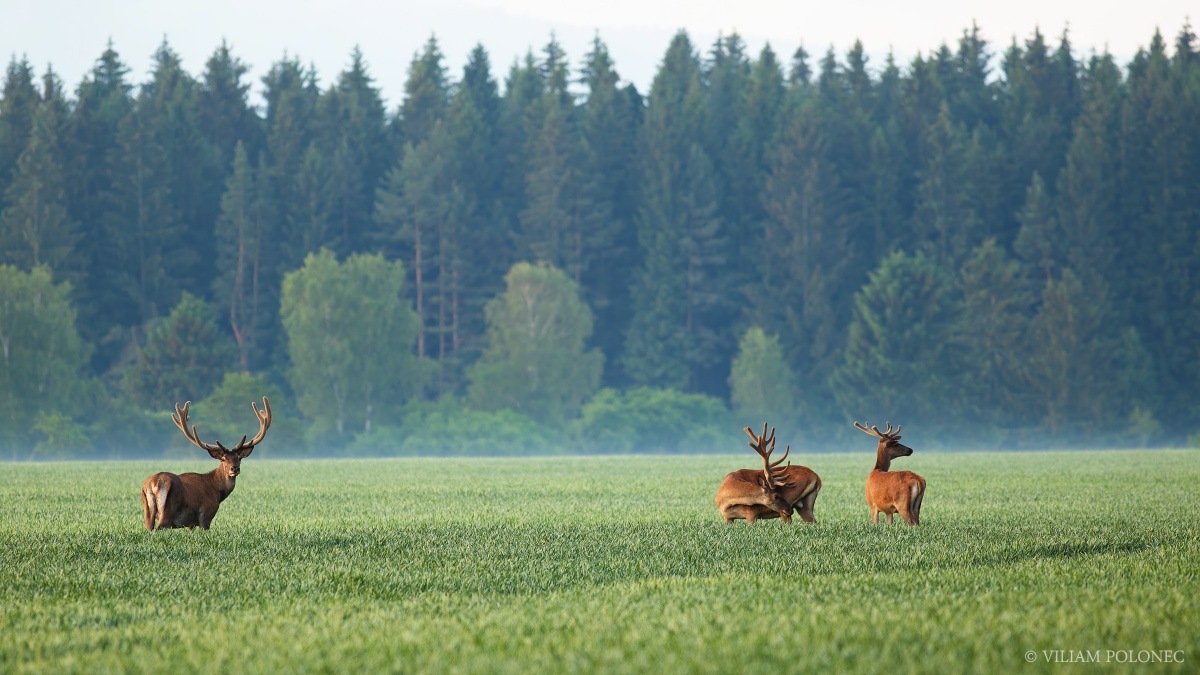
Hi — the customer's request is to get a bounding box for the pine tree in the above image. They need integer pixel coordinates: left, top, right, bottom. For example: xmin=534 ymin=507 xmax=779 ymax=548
xmin=955 ymin=239 xmax=1035 ymax=431
xmin=197 ymin=40 xmax=263 ymax=249
xmin=911 ymin=103 xmax=981 ymax=266
xmin=315 ymin=48 xmax=389 ymax=255
xmin=213 ymin=142 xmax=274 ymax=371
xmin=752 ymin=97 xmax=853 ymax=424
xmin=625 ymin=31 xmax=731 ymax=393
xmin=577 ymin=36 xmax=642 ymax=386
xmin=65 ymin=43 xmax=134 ymax=365
xmin=262 ymin=57 xmax=320 ymax=274
xmin=830 ymin=250 xmax=960 ymax=432
xmin=0 ymin=98 xmax=81 ymax=282
xmin=396 ymin=36 xmax=449 ymax=149
xmin=0 ymin=57 xmax=39 ymax=201
xmin=497 ymin=52 xmax=544 ymax=228
xmin=1118 ymin=28 xmax=1200 ymax=424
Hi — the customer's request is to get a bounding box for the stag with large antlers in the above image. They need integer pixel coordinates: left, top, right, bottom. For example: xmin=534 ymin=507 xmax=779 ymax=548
xmin=715 ymin=423 xmax=822 ymax=523
xmin=140 ymin=398 xmax=272 ymax=531
xmin=855 ymin=421 xmax=926 ymax=526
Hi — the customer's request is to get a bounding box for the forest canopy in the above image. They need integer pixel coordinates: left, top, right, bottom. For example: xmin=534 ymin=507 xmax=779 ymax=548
xmin=1 ymin=23 xmax=1198 ymax=457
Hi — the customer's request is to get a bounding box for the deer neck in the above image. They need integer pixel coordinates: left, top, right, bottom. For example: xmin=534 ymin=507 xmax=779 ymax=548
xmin=206 ymin=467 xmax=237 ymax=502
xmin=874 ymin=445 xmax=892 ymax=472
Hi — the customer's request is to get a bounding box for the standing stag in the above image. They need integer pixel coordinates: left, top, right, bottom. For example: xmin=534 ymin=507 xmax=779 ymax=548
xmin=715 ymin=423 xmax=822 ymax=523
xmin=141 ymin=398 xmax=272 ymax=531
xmin=854 ymin=421 xmax=926 ymax=526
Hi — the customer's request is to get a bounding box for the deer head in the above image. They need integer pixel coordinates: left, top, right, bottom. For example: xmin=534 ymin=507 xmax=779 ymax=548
xmin=853 ymin=421 xmax=912 ymax=469
xmin=744 ymin=423 xmax=794 ymax=494
xmin=171 ymin=398 xmax=272 ymax=479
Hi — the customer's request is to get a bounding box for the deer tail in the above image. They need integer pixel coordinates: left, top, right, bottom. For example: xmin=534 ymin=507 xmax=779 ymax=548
xmin=143 ymin=477 xmax=170 ymax=530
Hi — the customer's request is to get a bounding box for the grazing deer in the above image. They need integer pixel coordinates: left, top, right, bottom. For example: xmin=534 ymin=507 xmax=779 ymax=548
xmin=855 ymin=421 xmax=925 ymax=526
xmin=141 ymin=398 xmax=272 ymax=531
xmin=715 ymin=423 xmax=822 ymax=524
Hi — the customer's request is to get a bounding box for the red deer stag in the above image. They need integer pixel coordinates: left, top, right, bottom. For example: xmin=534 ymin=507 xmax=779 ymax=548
xmin=141 ymin=398 xmax=272 ymax=531
xmin=715 ymin=423 xmax=822 ymax=524
xmin=855 ymin=421 xmax=925 ymax=526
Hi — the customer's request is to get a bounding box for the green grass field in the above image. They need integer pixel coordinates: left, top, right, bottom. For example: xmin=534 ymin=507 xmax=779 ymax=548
xmin=2 ymin=450 xmax=1198 ymax=673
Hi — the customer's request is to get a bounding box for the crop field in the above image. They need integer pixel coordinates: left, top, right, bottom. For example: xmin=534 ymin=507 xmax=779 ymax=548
xmin=1 ymin=450 xmax=1199 ymax=673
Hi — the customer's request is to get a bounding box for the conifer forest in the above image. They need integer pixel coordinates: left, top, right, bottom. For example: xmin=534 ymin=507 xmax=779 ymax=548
xmin=2 ymin=23 xmax=1199 ymax=456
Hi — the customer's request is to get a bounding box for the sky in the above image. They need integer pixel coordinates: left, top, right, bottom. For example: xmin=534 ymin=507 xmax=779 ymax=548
xmin=2 ymin=1 xmax=1195 ymax=109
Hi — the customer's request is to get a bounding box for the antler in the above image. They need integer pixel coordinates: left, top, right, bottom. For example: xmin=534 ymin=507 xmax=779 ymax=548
xmin=743 ymin=423 xmax=792 ymax=488
xmin=171 ymin=401 xmax=225 ymax=454
xmin=170 ymin=397 xmax=273 ymax=456
xmin=228 ymin=397 xmax=272 ymax=454
xmin=854 ymin=421 xmax=901 ymax=439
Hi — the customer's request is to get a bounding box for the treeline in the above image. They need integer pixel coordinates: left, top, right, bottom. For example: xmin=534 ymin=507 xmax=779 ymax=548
xmin=1 ymin=24 xmax=1199 ymax=458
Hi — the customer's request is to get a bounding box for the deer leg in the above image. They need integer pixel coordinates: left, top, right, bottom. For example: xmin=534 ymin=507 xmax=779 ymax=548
xmin=886 ymin=512 xmax=894 ymax=525
xmin=153 ymin=487 xmax=172 ymax=529
xmin=141 ymin=488 xmax=154 ymax=531
xmin=911 ymin=489 xmax=924 ymax=525
xmin=796 ymin=492 xmax=818 ymax=524
xmin=870 ymin=509 xmax=878 ymax=525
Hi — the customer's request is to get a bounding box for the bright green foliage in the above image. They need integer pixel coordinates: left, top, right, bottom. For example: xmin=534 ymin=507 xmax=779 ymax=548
xmin=0 ymin=265 xmax=91 ymax=451
xmin=31 ymin=411 xmax=93 ymax=458
xmin=280 ymin=250 xmax=425 ymax=438
xmin=7 ymin=452 xmax=1196 ymax=671
xmin=729 ymin=327 xmax=798 ymax=436
xmin=120 ymin=292 xmax=234 ymax=411
xmin=467 ymin=262 xmax=602 ymax=426
xmin=348 ymin=398 xmax=544 ymax=456
xmin=192 ymin=372 xmax=304 ymax=457
xmin=575 ymin=387 xmax=734 ymax=453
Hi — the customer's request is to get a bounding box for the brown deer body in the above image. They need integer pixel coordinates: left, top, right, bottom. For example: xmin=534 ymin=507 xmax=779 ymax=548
xmin=142 ymin=398 xmax=271 ymax=531
xmin=854 ymin=421 xmax=925 ymax=526
xmin=715 ymin=424 xmax=822 ymax=524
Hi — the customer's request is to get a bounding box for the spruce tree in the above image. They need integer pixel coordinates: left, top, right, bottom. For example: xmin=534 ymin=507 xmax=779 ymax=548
xmin=0 ymin=100 xmax=81 ymax=282
xmin=0 ymin=57 xmax=38 ymax=200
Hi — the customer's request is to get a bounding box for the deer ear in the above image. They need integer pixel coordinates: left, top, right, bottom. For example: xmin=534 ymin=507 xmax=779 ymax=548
xmin=207 ymin=447 xmax=226 ymax=460
xmin=237 ymin=445 xmax=255 ymax=459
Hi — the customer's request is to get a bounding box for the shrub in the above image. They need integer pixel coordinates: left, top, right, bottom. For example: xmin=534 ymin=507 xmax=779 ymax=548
xmin=347 ymin=399 xmax=547 ymax=456
xmin=575 ymin=387 xmax=737 ymax=454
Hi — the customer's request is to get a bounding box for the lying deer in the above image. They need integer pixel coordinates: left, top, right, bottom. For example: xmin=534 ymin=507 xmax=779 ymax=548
xmin=715 ymin=423 xmax=822 ymax=523
xmin=141 ymin=398 xmax=272 ymax=531
xmin=854 ymin=421 xmax=925 ymax=526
